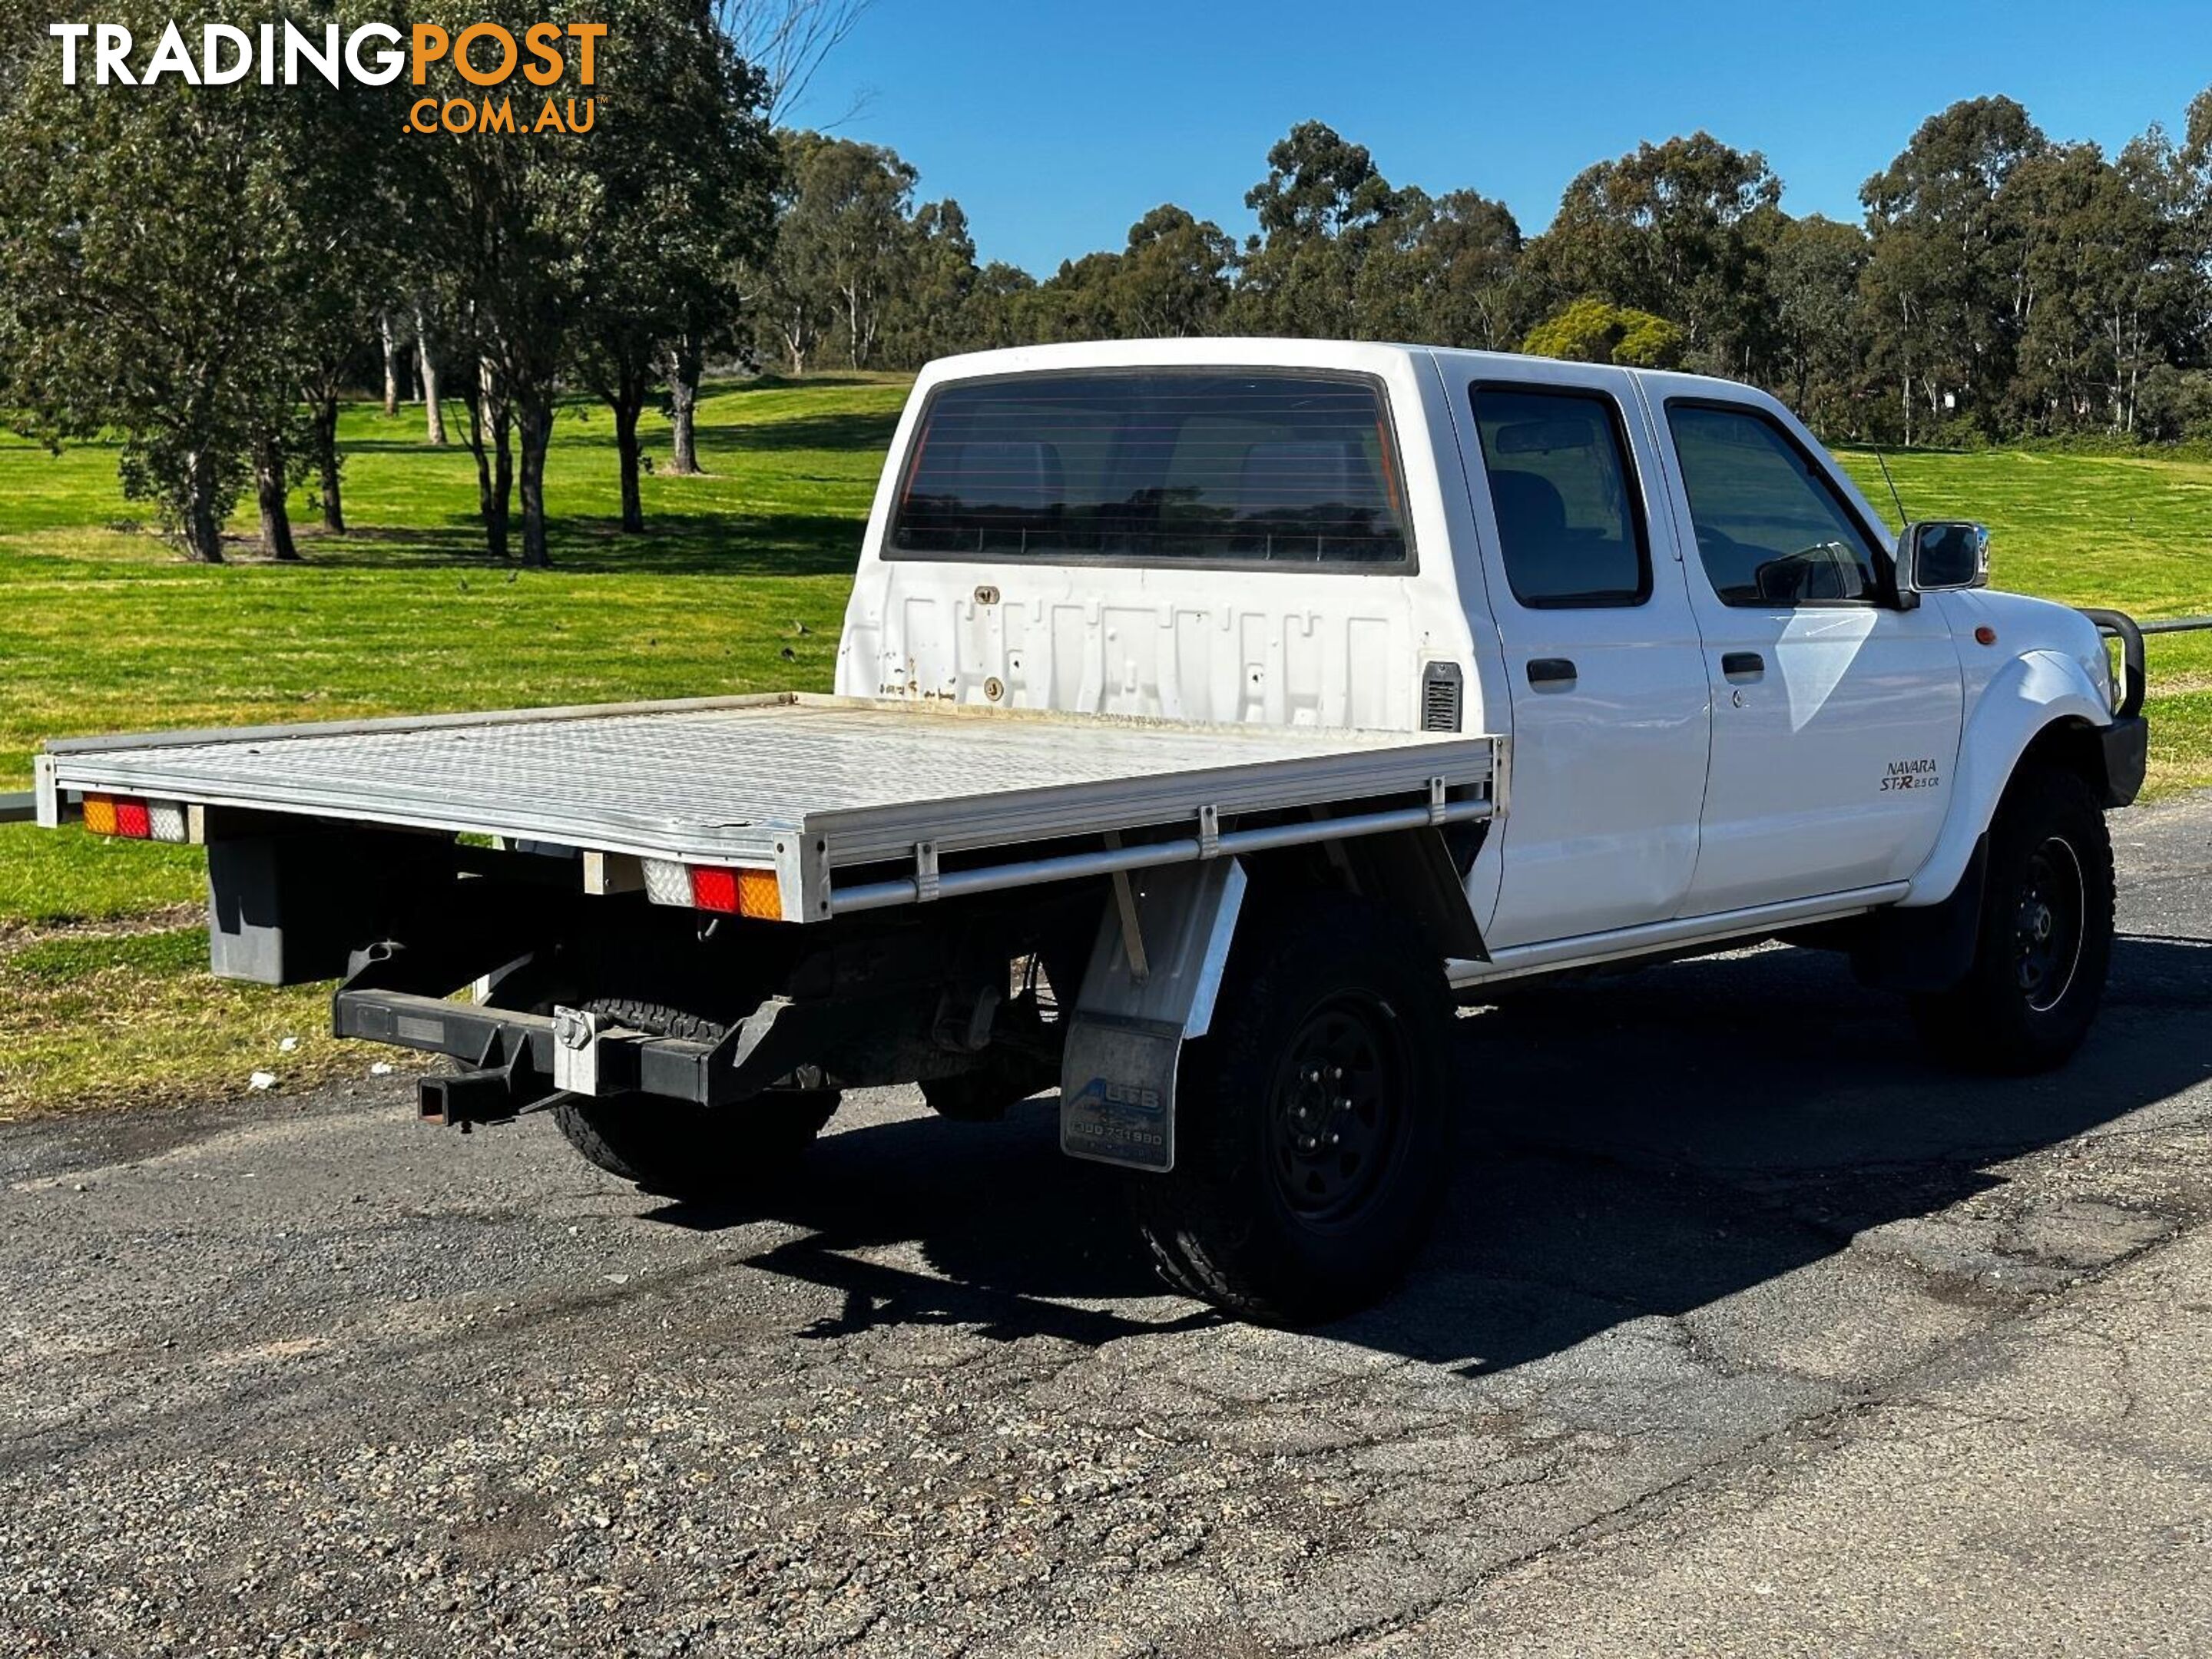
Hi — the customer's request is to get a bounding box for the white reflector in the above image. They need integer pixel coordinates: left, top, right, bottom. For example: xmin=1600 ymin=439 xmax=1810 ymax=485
xmin=147 ymin=801 xmax=188 ymax=844
xmin=641 ymin=858 xmax=691 ymax=907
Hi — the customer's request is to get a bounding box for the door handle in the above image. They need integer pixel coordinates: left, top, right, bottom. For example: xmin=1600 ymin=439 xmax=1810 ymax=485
xmin=1526 ymin=657 xmax=1578 ymax=687
xmin=1721 ymin=651 xmax=1766 ymax=679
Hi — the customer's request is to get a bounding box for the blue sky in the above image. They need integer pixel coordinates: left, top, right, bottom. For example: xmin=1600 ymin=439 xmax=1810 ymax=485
xmin=790 ymin=0 xmax=2211 ymax=276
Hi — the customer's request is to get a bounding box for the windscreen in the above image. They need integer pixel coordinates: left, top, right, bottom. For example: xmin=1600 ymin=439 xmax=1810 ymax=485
xmin=888 ymin=371 xmax=1412 ymax=568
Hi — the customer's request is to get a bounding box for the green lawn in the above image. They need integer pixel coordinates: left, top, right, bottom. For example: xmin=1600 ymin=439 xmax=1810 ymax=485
xmin=1 ymin=379 xmax=904 ymax=929
xmin=0 ymin=386 xmax=2207 ymax=1114
xmin=0 ymin=376 xmax=902 ymax=1113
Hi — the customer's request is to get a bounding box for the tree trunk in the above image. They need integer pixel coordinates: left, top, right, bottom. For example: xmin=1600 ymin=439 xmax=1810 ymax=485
xmin=492 ymin=403 xmax=515 ymax=558
xmin=843 ymin=284 xmax=868 ymax=369
xmin=417 ymin=306 xmax=447 ymax=445
xmin=379 ymin=312 xmax=401 ymax=418
xmin=180 ymin=448 xmax=224 ymax=564
xmin=469 ymin=359 xmax=514 ymax=560
xmin=613 ymin=376 xmax=647 ymax=533
xmin=465 ymin=365 xmax=492 ymax=516
xmin=516 ymin=393 xmax=554 ymax=567
xmin=253 ymin=436 xmax=300 ymax=562
xmin=313 ymin=393 xmax=345 ymax=532
xmin=665 ymin=331 xmax=703 ymax=475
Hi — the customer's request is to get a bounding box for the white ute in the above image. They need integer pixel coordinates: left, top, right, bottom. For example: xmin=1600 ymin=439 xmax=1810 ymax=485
xmin=35 ymin=339 xmax=2151 ymax=1323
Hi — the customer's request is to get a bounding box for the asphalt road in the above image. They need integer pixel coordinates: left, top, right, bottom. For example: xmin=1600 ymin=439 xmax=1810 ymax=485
xmin=5 ymin=794 xmax=2210 ymax=1658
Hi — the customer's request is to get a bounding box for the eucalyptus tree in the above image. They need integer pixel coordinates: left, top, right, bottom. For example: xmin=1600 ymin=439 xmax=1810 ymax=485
xmin=651 ymin=0 xmax=869 ymax=471
xmin=881 ymin=198 xmax=980 ymax=364
xmin=1766 ymin=214 xmax=1871 ymax=433
xmin=406 ymin=0 xmax=609 ymax=564
xmin=1525 ymin=131 xmax=1783 ymax=376
xmin=1114 ymin=205 xmax=1237 ymax=338
xmin=0 ymin=12 xmax=366 ymax=561
xmin=1231 ymin=121 xmax=1402 ymax=337
xmin=1352 ymin=188 xmax=1523 ymax=347
xmin=1860 ymin=96 xmax=2047 ymax=441
xmin=572 ymin=8 xmax=774 ymax=529
xmin=758 ymin=132 xmax=918 ymax=370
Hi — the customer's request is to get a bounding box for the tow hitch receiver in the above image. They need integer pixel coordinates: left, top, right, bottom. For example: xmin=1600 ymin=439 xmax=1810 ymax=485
xmin=550 ymin=1005 xmax=644 ymax=1096
xmin=419 ymin=1067 xmax=541 ymax=1129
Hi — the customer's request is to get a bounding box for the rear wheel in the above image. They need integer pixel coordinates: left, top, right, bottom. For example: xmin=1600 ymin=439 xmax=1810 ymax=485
xmin=1130 ymin=896 xmax=1455 ymax=1325
xmin=551 ymin=998 xmax=838 ymax=1200
xmin=1911 ymin=767 xmax=2114 ymax=1075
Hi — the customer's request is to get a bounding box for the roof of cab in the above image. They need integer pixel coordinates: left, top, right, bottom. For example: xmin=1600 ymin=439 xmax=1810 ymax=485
xmin=918 ymin=336 xmax=1767 ymax=404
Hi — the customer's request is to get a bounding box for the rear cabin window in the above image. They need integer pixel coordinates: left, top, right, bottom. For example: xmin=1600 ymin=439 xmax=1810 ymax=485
xmin=1470 ymin=386 xmax=1651 ymax=608
xmin=888 ymin=372 xmax=1412 ymax=568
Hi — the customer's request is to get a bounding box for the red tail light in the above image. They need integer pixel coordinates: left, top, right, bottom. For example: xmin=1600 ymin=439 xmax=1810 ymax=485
xmin=687 ymin=865 xmax=782 ymax=919
xmin=690 ymin=866 xmax=740 ymax=913
xmin=84 ymin=794 xmax=154 ymax=838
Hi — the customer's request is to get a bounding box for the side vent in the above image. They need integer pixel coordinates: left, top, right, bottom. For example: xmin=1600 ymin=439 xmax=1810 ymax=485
xmin=1420 ymin=661 xmax=1464 ymax=733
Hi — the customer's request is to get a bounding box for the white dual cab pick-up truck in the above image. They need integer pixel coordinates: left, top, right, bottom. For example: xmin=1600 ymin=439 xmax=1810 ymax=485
xmin=35 ymin=339 xmax=2150 ymax=1323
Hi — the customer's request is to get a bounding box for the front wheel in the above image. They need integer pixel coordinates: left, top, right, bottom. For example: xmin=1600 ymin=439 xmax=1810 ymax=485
xmin=1912 ymin=767 xmax=2114 ymax=1075
xmin=1129 ymin=896 xmax=1455 ymax=1325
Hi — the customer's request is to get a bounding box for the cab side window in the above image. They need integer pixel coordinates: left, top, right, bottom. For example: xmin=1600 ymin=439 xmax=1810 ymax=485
xmin=1472 ymin=386 xmax=1651 ymax=608
xmin=1667 ymin=402 xmax=1883 ymax=606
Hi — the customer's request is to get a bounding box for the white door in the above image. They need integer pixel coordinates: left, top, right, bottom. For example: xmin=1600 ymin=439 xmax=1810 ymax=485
xmin=1647 ymin=396 xmax=1965 ymax=915
xmin=1449 ymin=364 xmax=1712 ymax=948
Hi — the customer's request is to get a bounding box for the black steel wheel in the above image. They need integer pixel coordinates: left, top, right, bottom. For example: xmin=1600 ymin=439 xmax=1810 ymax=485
xmin=1130 ymin=893 xmax=1455 ymax=1325
xmin=1912 ymin=766 xmax=2114 ymax=1075
xmin=2015 ymin=835 xmax=2087 ymax=1014
xmin=1268 ymin=992 xmax=1414 ymax=1227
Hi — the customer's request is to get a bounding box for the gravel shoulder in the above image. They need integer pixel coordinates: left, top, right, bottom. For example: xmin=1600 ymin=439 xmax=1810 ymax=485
xmin=4 ymin=793 xmax=2210 ymax=1658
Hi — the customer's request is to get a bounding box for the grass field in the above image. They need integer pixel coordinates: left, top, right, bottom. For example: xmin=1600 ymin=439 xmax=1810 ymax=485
xmin=0 ymin=381 xmax=2206 ymax=1114
xmin=0 ymin=377 xmax=902 ymax=1113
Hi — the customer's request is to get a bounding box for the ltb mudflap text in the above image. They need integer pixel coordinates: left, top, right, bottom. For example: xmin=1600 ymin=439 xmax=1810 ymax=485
xmin=1059 ymin=1016 xmax=1181 ymax=1172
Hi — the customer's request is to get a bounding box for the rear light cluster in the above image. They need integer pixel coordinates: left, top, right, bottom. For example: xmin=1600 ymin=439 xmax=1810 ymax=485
xmin=641 ymin=856 xmax=783 ymax=920
xmin=81 ymin=793 xmax=188 ymax=843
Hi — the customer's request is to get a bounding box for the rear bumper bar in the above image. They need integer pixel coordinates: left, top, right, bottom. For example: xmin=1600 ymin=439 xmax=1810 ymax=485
xmin=333 ymin=989 xmax=720 ymax=1112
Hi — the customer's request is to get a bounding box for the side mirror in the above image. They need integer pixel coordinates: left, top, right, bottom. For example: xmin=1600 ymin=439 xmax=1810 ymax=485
xmin=1903 ymin=520 xmax=1989 ymax=591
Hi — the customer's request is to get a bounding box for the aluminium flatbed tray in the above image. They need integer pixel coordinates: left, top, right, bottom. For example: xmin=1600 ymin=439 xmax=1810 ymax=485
xmin=38 ymin=694 xmax=1500 ymax=921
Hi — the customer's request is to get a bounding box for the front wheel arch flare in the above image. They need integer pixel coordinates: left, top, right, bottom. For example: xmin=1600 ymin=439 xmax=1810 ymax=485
xmin=1901 ymin=650 xmax=2111 ymax=909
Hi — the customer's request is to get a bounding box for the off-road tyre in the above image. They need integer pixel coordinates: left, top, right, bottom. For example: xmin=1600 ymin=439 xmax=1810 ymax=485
xmin=1130 ymin=895 xmax=1455 ymax=1325
xmin=551 ymin=998 xmax=839 ymax=1200
xmin=1911 ymin=767 xmax=2114 ymax=1075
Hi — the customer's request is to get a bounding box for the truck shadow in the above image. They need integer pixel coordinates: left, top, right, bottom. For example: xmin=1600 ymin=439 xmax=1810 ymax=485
xmin=648 ymin=932 xmax=2212 ymax=1370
